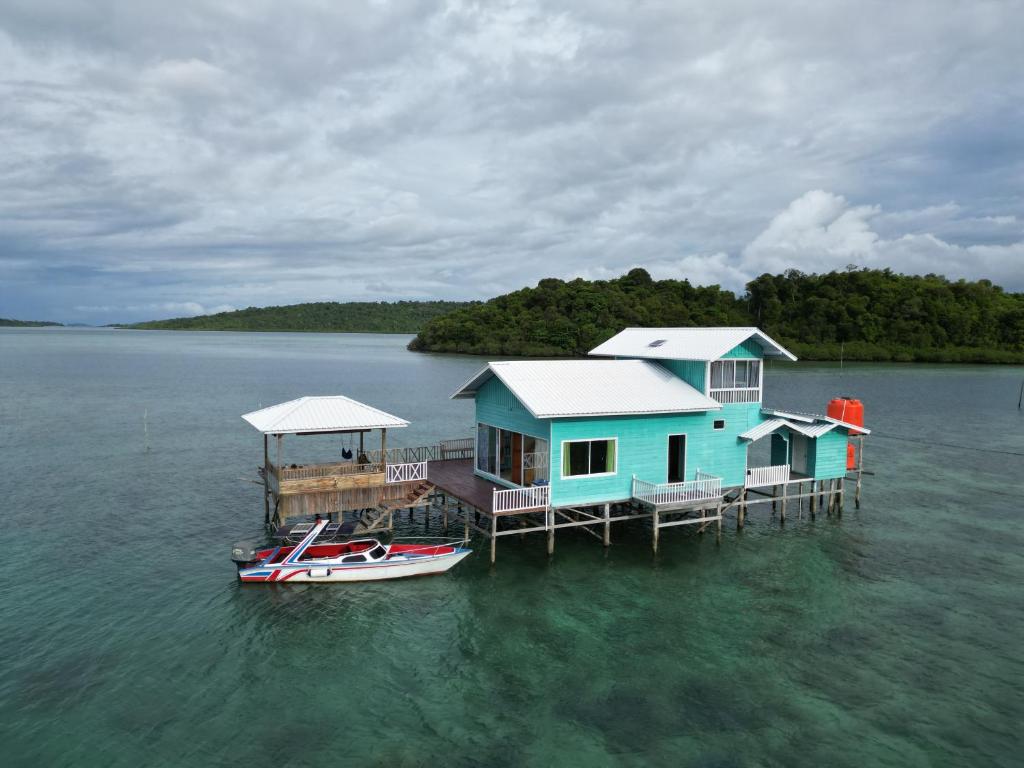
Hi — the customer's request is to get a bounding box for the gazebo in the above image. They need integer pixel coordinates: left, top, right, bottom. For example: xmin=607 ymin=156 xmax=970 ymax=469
xmin=242 ymin=395 xmax=417 ymax=526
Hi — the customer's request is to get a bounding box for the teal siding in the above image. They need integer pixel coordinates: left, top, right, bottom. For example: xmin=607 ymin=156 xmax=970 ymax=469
xmin=549 ymin=405 xmax=759 ymax=507
xmin=810 ymin=429 xmax=849 ymax=480
xmin=721 ymin=338 xmax=765 ymax=358
xmin=475 ymin=377 xmax=549 ymax=439
xmin=657 ymin=360 xmax=706 ymax=393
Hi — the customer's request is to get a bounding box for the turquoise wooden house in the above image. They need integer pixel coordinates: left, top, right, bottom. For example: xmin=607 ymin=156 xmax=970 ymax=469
xmin=451 ymin=327 xmax=868 ymax=514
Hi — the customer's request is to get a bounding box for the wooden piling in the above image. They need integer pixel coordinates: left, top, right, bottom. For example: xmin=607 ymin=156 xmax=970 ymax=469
xmin=546 ymin=508 xmax=555 ymax=555
xmin=490 ymin=514 xmax=497 ymax=564
xmin=652 ymin=508 xmax=660 ymax=553
xmin=738 ymin=488 xmax=747 ymax=529
xmin=780 ymin=482 xmax=787 ymax=523
xmin=603 ymin=503 xmax=611 ymax=547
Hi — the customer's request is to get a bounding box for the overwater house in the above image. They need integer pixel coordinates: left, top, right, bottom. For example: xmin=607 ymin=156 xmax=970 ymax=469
xmin=448 ymin=327 xmax=867 ymax=557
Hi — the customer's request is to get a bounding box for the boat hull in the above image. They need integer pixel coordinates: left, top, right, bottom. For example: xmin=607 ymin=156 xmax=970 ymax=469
xmin=238 ymin=549 xmax=471 ymax=583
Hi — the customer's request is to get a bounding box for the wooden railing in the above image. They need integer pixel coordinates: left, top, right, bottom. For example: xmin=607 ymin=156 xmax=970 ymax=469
xmin=522 ymin=451 xmax=549 ymax=470
xmin=632 ymin=475 xmax=722 ymax=506
xmin=364 ymin=438 xmax=474 ymax=466
xmin=439 ymin=438 xmax=474 ymax=459
xmin=279 ymin=461 xmax=384 ymax=480
xmin=386 ymin=461 xmax=428 ymax=484
xmin=745 ymin=464 xmax=791 ymax=488
xmin=493 ymin=485 xmax=549 ymax=513
xmin=709 ymin=388 xmax=760 ymax=404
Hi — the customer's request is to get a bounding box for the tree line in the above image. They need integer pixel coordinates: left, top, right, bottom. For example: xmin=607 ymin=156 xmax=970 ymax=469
xmin=408 ymin=268 xmax=1024 ymax=363
xmin=121 ymin=300 xmax=469 ymax=333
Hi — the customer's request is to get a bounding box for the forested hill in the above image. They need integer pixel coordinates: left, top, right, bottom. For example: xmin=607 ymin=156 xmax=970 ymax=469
xmin=408 ymin=268 xmax=1024 ymax=363
xmin=121 ymin=300 xmax=471 ymax=333
xmin=0 ymin=317 xmax=62 ymax=327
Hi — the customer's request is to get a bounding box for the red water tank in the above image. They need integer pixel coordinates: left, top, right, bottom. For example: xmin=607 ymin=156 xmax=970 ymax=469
xmin=827 ymin=396 xmax=864 ymax=470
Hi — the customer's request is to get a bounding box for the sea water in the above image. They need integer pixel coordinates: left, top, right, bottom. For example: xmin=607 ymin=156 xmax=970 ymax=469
xmin=0 ymin=328 xmax=1021 ymax=767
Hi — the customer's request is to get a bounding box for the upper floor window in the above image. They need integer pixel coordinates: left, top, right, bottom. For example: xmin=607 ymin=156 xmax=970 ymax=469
xmin=709 ymin=359 xmax=761 ymax=403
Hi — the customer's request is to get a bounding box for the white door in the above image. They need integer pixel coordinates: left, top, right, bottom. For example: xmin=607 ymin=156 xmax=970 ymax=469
xmin=791 ymin=435 xmax=809 ymax=475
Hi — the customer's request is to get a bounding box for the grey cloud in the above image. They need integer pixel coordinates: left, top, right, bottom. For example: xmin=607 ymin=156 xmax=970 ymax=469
xmin=0 ymin=0 xmax=1022 ymax=324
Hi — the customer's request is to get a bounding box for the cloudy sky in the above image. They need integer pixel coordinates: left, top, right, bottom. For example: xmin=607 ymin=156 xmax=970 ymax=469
xmin=1 ymin=0 xmax=1022 ymax=323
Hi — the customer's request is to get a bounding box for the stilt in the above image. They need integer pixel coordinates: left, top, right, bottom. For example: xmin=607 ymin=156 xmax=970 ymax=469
xmin=490 ymin=514 xmax=497 ymax=564
xmin=462 ymin=503 xmax=468 ymax=541
xmin=838 ymin=478 xmax=845 ymax=515
xmin=772 ymin=485 xmax=777 ymax=513
xmin=442 ymin=502 xmax=448 ymax=533
xmin=809 ymin=481 xmax=816 ymax=518
xmin=716 ymin=501 xmax=723 ymax=540
xmin=780 ymin=482 xmax=787 ymax=523
xmin=546 ymin=508 xmax=555 ymax=555
xmin=652 ymin=508 xmax=660 ymax=553
xmin=602 ymin=503 xmax=611 ymax=547
xmin=738 ymin=488 xmax=747 ymax=529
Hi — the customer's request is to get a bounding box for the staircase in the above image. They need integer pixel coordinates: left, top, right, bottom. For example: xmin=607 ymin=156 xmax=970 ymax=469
xmin=352 ymin=480 xmax=434 ymax=534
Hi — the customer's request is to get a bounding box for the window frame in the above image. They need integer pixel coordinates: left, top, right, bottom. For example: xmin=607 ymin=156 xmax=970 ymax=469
xmin=559 ymin=437 xmax=618 ymax=479
xmin=713 ymin=419 xmax=726 ymax=430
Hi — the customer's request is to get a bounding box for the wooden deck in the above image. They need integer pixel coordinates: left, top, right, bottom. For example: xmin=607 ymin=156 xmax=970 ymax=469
xmin=427 ymin=458 xmax=548 ymax=516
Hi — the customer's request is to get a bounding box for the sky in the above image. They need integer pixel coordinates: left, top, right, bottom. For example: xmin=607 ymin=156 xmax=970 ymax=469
xmin=1 ymin=0 xmax=1022 ymax=324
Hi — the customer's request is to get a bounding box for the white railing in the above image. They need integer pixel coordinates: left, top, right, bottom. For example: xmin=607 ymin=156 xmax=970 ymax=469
xmin=522 ymin=451 xmax=549 ymax=470
xmin=710 ymin=388 xmax=761 ymax=404
xmin=386 ymin=461 xmax=428 ymax=483
xmin=493 ymin=485 xmax=549 ymax=513
xmin=745 ymin=464 xmax=791 ymax=488
xmin=632 ymin=475 xmax=722 ymax=506
xmin=694 ymin=469 xmax=718 ymax=482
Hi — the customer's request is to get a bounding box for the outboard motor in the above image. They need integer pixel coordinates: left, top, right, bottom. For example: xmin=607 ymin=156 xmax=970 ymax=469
xmin=231 ymin=541 xmax=262 ymax=569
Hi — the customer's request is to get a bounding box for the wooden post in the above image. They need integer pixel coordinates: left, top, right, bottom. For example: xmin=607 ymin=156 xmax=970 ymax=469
xmin=738 ymin=489 xmax=747 ymax=529
xmin=809 ymin=480 xmax=816 ymax=518
xmin=546 ymin=507 xmax=555 ymax=555
xmin=263 ymin=434 xmax=270 ymax=525
xmin=838 ymin=478 xmax=845 ymax=514
xmin=855 ymin=435 xmax=864 ymax=509
xmin=780 ymin=482 xmax=787 ymax=523
xmin=381 ymin=428 xmax=387 ymax=462
xmin=602 ymin=503 xmax=611 ymax=547
xmin=652 ymin=508 xmax=660 ymax=553
xmin=716 ymin=501 xmax=723 ymax=539
xmin=490 ymin=514 xmax=497 ymax=564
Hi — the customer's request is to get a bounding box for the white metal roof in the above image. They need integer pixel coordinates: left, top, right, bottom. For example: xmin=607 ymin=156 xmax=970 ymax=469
xmin=588 ymin=327 xmax=797 ymax=362
xmin=242 ymin=396 xmax=409 ymax=435
xmin=451 ymin=359 xmax=722 ymax=418
xmin=739 ymin=418 xmax=838 ymax=442
xmin=761 ymin=407 xmax=870 ymax=435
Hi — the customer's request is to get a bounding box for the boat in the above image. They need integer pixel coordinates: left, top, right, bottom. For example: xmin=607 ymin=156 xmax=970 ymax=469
xmin=230 ymin=518 xmax=471 ymax=583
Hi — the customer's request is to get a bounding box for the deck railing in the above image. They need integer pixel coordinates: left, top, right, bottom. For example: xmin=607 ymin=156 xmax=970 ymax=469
xmin=493 ymin=485 xmax=549 ymax=513
xmin=709 ymin=388 xmax=761 ymax=404
xmin=632 ymin=475 xmax=722 ymax=506
xmin=522 ymin=451 xmax=549 ymax=470
xmin=439 ymin=438 xmax=474 ymax=459
xmin=745 ymin=464 xmax=791 ymax=488
xmin=279 ymin=461 xmax=384 ymax=480
xmin=386 ymin=461 xmax=428 ymax=484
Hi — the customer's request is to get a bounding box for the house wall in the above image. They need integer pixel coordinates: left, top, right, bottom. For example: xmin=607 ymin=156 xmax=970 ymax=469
xmin=809 ymin=429 xmax=849 ymax=480
xmin=549 ymin=404 xmax=760 ymax=507
xmin=722 ymin=338 xmax=765 ymax=358
xmin=656 ymin=360 xmax=706 ymax=393
xmin=474 ymin=376 xmax=549 ymax=439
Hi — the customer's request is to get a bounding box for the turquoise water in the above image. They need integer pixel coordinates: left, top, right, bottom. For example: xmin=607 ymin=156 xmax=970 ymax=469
xmin=1 ymin=328 xmax=1021 ymax=767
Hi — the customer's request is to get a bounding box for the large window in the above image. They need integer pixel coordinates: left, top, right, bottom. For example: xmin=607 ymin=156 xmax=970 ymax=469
xmin=561 ymin=439 xmax=616 ymax=477
xmin=476 ymin=423 xmax=497 ymax=475
xmin=709 ymin=359 xmax=761 ymax=403
xmin=477 ymin=424 xmax=549 ymax=485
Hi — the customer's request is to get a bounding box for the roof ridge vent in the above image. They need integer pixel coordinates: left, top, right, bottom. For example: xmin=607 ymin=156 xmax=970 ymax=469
xmin=647 ymin=339 xmax=667 ymax=347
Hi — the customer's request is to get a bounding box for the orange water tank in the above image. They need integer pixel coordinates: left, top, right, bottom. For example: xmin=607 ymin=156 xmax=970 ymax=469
xmin=828 ymin=396 xmax=864 ymax=470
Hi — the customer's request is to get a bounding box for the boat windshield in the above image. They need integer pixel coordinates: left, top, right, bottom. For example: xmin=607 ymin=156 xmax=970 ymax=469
xmin=368 ymin=545 xmax=387 ymax=560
